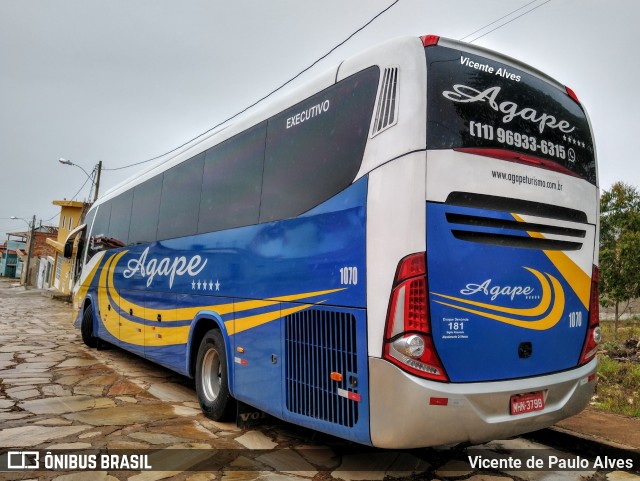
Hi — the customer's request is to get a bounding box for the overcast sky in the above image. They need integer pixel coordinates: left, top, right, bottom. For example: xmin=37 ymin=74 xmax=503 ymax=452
xmin=1 ymin=0 xmax=637 ymax=240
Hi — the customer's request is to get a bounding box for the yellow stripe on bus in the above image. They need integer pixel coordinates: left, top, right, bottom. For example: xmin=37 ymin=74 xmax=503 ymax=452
xmin=73 ymin=251 xmax=104 ymax=308
xmin=433 ymin=272 xmax=565 ymax=330
xmin=512 ymin=213 xmax=590 ymax=309
xmin=92 ymin=249 xmax=345 ymax=346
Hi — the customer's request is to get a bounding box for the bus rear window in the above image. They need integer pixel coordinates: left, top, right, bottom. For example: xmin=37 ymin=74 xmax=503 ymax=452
xmin=426 ymin=45 xmax=596 ymax=185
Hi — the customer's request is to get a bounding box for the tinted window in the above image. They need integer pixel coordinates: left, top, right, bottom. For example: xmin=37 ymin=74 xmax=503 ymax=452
xmin=129 ymin=174 xmax=162 ymax=245
xmin=157 ymin=152 xmax=205 ymax=240
xmin=198 ymin=122 xmax=266 ymax=233
xmin=426 ymin=45 xmax=596 ymax=184
xmin=83 ymin=208 xmax=97 ymax=235
xmin=108 ymin=190 xmax=133 ymax=247
xmin=88 ymin=201 xmax=112 ymax=259
xmin=91 ymin=202 xmax=111 ymax=238
xmin=260 ymin=67 xmax=379 ymax=222
xmin=82 ymin=208 xmax=97 ymax=261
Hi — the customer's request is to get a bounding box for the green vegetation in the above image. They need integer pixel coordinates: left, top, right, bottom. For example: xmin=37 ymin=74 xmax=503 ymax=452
xmin=600 ymin=182 xmax=640 ymax=336
xmin=594 ymin=320 xmax=640 ymax=417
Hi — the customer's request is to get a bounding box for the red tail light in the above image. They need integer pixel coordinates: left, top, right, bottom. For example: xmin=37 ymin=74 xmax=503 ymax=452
xmin=383 ymin=253 xmax=448 ymax=381
xmin=566 ymin=86 xmax=580 ymax=105
xmin=421 ymin=35 xmax=440 ymax=47
xmin=579 ymin=265 xmax=601 ymax=365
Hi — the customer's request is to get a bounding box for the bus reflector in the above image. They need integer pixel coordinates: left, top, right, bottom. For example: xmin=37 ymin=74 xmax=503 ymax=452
xmin=421 ymin=35 xmax=440 ymax=47
xmin=338 ymin=388 xmax=361 ymax=402
xmin=330 ymin=372 xmax=343 ymax=382
xmin=579 ymin=265 xmax=601 ymax=365
xmin=429 ymin=397 xmax=448 ymax=406
xmin=566 ymin=86 xmax=580 ymax=105
xmin=383 ymin=253 xmax=449 ymax=382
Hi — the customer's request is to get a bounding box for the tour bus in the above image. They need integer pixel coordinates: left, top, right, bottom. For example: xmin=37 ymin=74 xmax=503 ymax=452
xmin=70 ymin=34 xmax=599 ymax=448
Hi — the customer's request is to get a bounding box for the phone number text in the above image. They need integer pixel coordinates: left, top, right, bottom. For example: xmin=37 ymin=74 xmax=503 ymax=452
xmin=470 ymin=121 xmax=566 ymax=160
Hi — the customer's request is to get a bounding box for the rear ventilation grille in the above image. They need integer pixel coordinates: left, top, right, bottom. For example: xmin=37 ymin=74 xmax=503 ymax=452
xmin=450 ymin=230 xmax=583 ymax=251
xmin=371 ymin=67 xmax=399 ymax=137
xmin=446 ymin=192 xmax=588 ymax=223
xmin=445 ymin=192 xmax=589 ymax=251
xmin=285 ymin=309 xmax=358 ymax=427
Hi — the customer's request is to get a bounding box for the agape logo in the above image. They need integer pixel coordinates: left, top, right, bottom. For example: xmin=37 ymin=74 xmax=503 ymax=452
xmin=442 ymin=84 xmax=575 ymax=134
xmin=460 ymin=278 xmax=534 ymax=301
xmin=123 ymin=247 xmax=207 ymax=288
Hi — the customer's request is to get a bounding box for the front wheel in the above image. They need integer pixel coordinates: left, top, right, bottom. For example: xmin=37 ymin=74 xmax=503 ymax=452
xmin=195 ymin=329 xmax=235 ymax=421
xmin=81 ymin=305 xmax=98 ymax=348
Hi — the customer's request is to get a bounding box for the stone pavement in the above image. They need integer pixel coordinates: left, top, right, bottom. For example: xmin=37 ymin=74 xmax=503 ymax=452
xmin=0 ymin=278 xmax=638 ymax=481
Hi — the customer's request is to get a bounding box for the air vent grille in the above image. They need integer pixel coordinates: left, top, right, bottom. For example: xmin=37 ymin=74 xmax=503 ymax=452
xmin=445 ymin=192 xmax=589 ymax=251
xmin=285 ymin=309 xmax=358 ymax=427
xmin=371 ymin=67 xmax=399 ymax=137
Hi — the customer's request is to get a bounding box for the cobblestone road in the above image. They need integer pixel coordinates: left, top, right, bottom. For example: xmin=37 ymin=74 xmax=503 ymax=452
xmin=0 ymin=278 xmax=638 ymax=481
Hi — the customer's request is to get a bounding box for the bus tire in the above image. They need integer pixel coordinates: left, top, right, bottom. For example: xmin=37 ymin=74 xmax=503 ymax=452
xmin=81 ymin=306 xmax=98 ymax=348
xmin=195 ymin=329 xmax=235 ymax=421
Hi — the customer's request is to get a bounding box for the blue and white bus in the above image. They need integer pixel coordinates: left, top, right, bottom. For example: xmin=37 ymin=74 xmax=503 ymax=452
xmin=71 ymin=34 xmax=599 ymax=448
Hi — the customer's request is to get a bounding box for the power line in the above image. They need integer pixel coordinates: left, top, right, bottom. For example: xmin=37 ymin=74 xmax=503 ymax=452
xmin=42 ymin=211 xmax=60 ymax=223
xmin=459 ymin=0 xmax=541 ymax=41
xmin=69 ymin=174 xmax=92 ymax=202
xmin=104 ymin=0 xmax=400 ymax=172
xmin=466 ymin=0 xmax=552 ymax=44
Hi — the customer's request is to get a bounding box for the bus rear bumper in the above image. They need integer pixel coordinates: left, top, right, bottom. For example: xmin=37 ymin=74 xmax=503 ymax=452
xmin=368 ymin=357 xmax=597 ymax=449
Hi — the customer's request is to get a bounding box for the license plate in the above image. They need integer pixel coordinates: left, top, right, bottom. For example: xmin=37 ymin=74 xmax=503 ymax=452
xmin=510 ymin=391 xmax=545 ymax=415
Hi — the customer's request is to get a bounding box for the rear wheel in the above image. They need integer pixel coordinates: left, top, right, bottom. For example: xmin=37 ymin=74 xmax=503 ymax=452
xmin=81 ymin=306 xmax=98 ymax=348
xmin=195 ymin=329 xmax=235 ymax=420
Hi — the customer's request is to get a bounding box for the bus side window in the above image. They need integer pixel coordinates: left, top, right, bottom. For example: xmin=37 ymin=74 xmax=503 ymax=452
xmin=157 ymin=153 xmax=205 ymax=241
xmin=87 ymin=202 xmax=111 ymax=261
xmin=107 ymin=190 xmax=133 ymax=247
xmin=129 ymin=174 xmax=162 ymax=245
xmin=260 ymin=67 xmax=379 ymax=223
xmin=198 ymin=122 xmax=266 ymax=234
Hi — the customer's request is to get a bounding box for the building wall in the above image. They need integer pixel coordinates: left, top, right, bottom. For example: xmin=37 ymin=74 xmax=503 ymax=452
xmin=52 ymin=253 xmax=73 ymax=294
xmin=20 ymin=231 xmax=57 ymax=286
xmin=47 ymin=200 xmax=88 ymax=294
xmin=32 ymin=232 xmax=57 ymax=258
xmin=2 ymin=239 xmax=25 ymax=278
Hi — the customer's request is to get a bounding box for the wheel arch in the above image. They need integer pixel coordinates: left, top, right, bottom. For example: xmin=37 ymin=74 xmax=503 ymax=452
xmin=187 ymin=312 xmax=234 ymax=394
xmin=75 ymin=293 xmax=99 ymax=331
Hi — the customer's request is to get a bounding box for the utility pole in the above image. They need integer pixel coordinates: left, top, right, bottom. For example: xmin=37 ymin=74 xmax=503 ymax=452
xmin=94 ymin=160 xmax=102 ymax=202
xmin=24 ymin=214 xmax=36 ymax=288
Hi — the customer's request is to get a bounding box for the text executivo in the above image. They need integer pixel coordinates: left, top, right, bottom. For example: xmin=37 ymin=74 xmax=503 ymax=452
xmin=286 ymin=100 xmax=330 ymax=129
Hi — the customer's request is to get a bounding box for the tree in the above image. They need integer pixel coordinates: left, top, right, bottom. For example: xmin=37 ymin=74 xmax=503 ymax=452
xmin=599 ymin=182 xmax=640 ymax=337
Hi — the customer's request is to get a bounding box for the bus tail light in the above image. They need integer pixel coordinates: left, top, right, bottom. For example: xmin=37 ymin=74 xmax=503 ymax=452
xmin=421 ymin=35 xmax=440 ymax=47
xmin=383 ymin=253 xmax=448 ymax=382
xmin=566 ymin=86 xmax=580 ymax=105
xmin=579 ymin=265 xmax=601 ymax=365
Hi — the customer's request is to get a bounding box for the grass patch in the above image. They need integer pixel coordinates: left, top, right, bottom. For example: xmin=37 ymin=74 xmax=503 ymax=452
xmin=594 ymin=320 xmax=640 ymax=417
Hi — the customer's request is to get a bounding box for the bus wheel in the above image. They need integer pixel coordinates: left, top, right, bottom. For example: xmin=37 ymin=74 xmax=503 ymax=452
xmin=81 ymin=306 xmax=98 ymax=348
xmin=195 ymin=329 xmax=235 ymax=421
